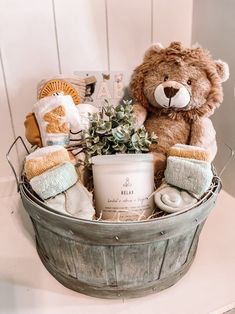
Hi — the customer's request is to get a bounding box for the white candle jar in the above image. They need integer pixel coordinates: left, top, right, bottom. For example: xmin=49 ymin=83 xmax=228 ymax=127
xmin=91 ymin=154 xmax=154 ymax=221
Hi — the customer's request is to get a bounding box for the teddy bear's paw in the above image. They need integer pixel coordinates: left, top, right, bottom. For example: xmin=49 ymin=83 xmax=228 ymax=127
xmin=152 ymin=152 xmax=167 ymax=186
xmin=132 ymin=103 xmax=147 ymax=130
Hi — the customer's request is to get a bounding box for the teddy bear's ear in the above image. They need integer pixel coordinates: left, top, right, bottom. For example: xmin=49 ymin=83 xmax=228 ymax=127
xmin=215 ymin=60 xmax=229 ymax=82
xmin=168 ymin=42 xmax=183 ymax=50
xmin=144 ymin=43 xmax=163 ymax=60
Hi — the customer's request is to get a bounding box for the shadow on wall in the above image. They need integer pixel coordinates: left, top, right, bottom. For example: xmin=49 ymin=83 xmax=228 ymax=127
xmin=192 ymin=0 xmax=235 ymax=197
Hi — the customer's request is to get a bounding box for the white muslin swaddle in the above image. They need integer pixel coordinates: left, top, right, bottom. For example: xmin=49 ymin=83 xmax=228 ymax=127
xmin=69 ymin=103 xmax=100 ymax=149
xmin=46 ymin=181 xmax=95 ymax=220
xmin=76 ymin=103 xmax=99 ymax=130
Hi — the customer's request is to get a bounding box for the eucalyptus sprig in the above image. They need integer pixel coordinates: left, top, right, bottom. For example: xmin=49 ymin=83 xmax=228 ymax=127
xmin=70 ymin=100 xmax=157 ymax=166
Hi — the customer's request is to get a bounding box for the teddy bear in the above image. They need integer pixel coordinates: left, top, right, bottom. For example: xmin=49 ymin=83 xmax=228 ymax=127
xmin=130 ymin=41 xmax=229 ymax=178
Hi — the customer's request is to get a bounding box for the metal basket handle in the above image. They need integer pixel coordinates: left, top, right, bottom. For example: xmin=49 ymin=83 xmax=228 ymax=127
xmin=218 ymin=142 xmax=235 ymax=177
xmin=6 ymin=136 xmax=29 ymax=192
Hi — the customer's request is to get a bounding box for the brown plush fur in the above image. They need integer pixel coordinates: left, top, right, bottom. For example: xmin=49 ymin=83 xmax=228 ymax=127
xmin=130 ymin=42 xmax=229 ymax=158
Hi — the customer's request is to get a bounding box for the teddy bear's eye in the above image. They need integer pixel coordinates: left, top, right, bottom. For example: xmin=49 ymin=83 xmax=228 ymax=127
xmin=164 ymin=75 xmax=169 ymax=81
xmin=187 ymin=79 xmax=192 ymax=85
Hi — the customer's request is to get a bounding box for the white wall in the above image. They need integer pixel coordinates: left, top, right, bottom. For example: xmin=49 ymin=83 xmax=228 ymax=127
xmin=0 ymin=0 xmax=193 ymax=190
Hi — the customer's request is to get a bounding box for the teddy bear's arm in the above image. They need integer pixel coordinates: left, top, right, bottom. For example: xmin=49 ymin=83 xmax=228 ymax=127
xmin=190 ymin=118 xmax=217 ymax=161
xmin=132 ymin=103 xmax=148 ymax=130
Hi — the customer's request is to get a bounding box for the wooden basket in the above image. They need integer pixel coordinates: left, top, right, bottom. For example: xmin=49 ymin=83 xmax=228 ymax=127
xmin=7 ymin=137 xmax=221 ymax=299
xmin=20 ymin=180 xmax=220 ymax=299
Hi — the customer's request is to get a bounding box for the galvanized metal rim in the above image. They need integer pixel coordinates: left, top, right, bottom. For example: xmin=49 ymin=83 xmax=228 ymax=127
xmin=20 ymin=178 xmax=221 ymax=226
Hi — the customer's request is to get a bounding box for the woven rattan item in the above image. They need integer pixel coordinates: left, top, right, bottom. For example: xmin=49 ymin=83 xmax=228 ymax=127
xmin=38 ymin=79 xmax=81 ymax=105
xmin=38 ymin=75 xmax=86 ymax=103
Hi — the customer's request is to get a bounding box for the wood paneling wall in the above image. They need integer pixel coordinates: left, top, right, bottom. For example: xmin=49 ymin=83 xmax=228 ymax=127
xmin=0 ymin=0 xmax=193 ymax=187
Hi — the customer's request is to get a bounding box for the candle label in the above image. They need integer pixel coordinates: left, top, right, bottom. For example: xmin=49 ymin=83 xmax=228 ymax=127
xmin=93 ymin=169 xmax=154 ymax=221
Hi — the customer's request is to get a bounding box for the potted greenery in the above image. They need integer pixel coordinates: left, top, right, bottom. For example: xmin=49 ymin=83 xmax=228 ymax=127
xmin=70 ymin=100 xmax=158 ymax=221
xmin=71 ymin=99 xmax=157 ymax=163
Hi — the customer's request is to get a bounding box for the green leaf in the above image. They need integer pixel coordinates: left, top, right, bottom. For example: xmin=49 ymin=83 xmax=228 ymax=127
xmin=68 ymin=100 xmax=158 ymax=167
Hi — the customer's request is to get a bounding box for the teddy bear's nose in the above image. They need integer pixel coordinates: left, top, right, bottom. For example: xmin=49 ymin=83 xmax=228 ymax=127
xmin=164 ymin=87 xmax=179 ymax=98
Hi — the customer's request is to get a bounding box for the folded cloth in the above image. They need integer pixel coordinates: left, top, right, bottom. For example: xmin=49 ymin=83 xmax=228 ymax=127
xmin=46 ymin=181 xmax=95 ymax=220
xmin=30 ymin=161 xmax=78 ymax=200
xmin=168 ymin=144 xmax=211 ymax=161
xmin=154 ymin=184 xmax=198 ymax=213
xmin=33 ymin=94 xmax=82 ymax=146
xmin=68 ymin=103 xmax=100 ymax=148
xmin=76 ymin=103 xmax=99 ymax=130
xmin=24 ymin=145 xmax=70 ymax=180
xmin=164 ymin=156 xmax=213 ymax=196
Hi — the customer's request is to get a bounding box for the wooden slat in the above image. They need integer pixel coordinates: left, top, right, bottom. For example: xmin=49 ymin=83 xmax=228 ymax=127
xmin=107 ymin=0 xmax=152 ymax=71
xmin=114 ymin=244 xmax=150 ymax=288
xmin=0 ymin=0 xmax=59 ymax=141
xmin=36 ymin=224 xmax=77 ymax=278
xmin=148 ymin=239 xmax=167 ymax=281
xmin=153 ymin=0 xmax=193 ymax=47
xmin=70 ymin=241 xmax=111 ymax=286
xmin=54 ymin=0 xmax=108 ymax=72
xmin=186 ymin=222 xmax=205 ymax=263
xmin=160 ymin=227 xmax=196 ymax=278
xmin=37 ymin=226 xmax=118 ymax=287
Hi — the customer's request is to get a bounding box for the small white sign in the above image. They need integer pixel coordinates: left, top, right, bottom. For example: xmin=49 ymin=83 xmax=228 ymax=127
xmin=74 ymin=71 xmax=132 ymax=108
